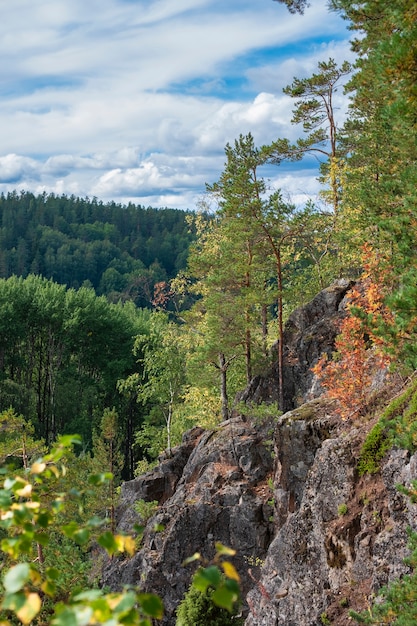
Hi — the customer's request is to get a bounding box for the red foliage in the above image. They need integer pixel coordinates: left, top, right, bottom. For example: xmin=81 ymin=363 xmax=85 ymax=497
xmin=151 ymin=281 xmax=174 ymax=309
xmin=312 ymin=247 xmax=393 ymax=419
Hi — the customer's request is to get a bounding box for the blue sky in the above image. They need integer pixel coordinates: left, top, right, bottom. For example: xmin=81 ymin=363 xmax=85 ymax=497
xmin=0 ymin=0 xmax=354 ymax=210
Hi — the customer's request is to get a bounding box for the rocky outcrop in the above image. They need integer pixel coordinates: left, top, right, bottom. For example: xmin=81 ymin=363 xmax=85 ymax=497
xmin=103 ymin=398 xmax=417 ymax=626
xmin=245 ymin=403 xmax=417 ymax=625
xmin=239 ymin=278 xmax=354 ymax=412
xmin=102 ymin=281 xmax=417 ymax=625
xmin=102 ymin=418 xmax=276 ymax=623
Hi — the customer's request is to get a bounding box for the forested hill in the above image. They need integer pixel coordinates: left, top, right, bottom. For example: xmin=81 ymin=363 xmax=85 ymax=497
xmin=0 ymin=191 xmax=195 ymax=307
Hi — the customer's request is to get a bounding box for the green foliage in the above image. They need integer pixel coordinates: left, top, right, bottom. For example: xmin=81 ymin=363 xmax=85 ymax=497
xmin=234 ymin=401 xmax=280 ymax=424
xmin=176 ymin=583 xmax=243 ymax=626
xmin=182 ymin=543 xmax=242 ymax=616
xmin=0 ymin=436 xmax=163 ymax=626
xmin=350 ymin=529 xmax=417 ymax=625
xmin=121 ymin=311 xmax=188 ymax=458
xmin=133 ymin=500 xmax=159 ymax=523
xmin=186 ymin=134 xmax=333 ymax=414
xmin=359 ymin=378 xmax=417 ymax=476
xmin=92 ymin=408 xmax=124 ymax=532
xmin=337 ymin=503 xmax=348 ymax=516
xmin=0 ymin=274 xmax=147 ymax=478
xmin=0 ymin=408 xmax=46 ymax=469
xmin=358 ymin=421 xmax=392 ymax=476
xmin=320 ymin=612 xmax=330 ymax=626
xmin=389 ymin=382 xmax=417 ymax=453
xmin=0 ymin=191 xmax=194 ymax=306
xmin=272 ymin=0 xmax=309 ymax=14
xmin=331 ymin=0 xmax=417 ymax=366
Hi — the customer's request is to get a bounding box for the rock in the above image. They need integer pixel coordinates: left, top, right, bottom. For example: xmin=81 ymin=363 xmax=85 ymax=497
xmin=115 ymin=426 xmax=205 ymax=533
xmin=239 ymin=278 xmax=354 ymax=412
xmin=101 ymin=280 xmax=417 ymax=626
xmin=245 ymin=405 xmax=417 ymax=626
xmin=101 ymin=418 xmax=275 ymax=624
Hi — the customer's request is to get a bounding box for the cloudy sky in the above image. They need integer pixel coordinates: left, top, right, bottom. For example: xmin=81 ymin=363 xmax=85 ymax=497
xmin=0 ymin=0 xmax=355 ymax=211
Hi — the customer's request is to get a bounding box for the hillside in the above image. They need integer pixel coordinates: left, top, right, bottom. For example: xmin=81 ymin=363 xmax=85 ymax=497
xmin=0 ymin=191 xmax=195 ymax=307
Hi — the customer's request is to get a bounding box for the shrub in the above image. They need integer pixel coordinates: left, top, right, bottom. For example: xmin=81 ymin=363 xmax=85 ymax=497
xmin=134 ymin=499 xmax=159 ymax=522
xmin=338 ymin=503 xmax=348 ymax=516
xmin=357 ymin=421 xmax=391 ymax=475
xmin=312 ymin=273 xmax=393 ymax=420
xmin=176 ymin=583 xmax=243 ymax=626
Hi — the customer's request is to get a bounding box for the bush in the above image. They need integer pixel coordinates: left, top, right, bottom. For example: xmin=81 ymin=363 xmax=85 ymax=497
xmin=133 ymin=499 xmax=159 ymax=522
xmin=176 ymin=583 xmax=243 ymax=626
xmin=357 ymin=421 xmax=391 ymax=475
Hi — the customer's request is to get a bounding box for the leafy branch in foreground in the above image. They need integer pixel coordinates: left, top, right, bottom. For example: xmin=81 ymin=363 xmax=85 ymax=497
xmin=183 ymin=543 xmax=241 ymax=610
xmin=0 ymin=436 xmax=163 ymax=626
xmin=0 ymin=437 xmax=243 ymax=626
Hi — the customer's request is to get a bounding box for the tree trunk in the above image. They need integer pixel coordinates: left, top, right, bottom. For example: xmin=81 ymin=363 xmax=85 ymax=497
xmin=261 ymin=303 xmax=268 ymax=360
xmin=276 ymin=257 xmax=284 ymax=413
xmin=245 ymin=322 xmax=252 ymax=384
xmin=166 ymin=384 xmax=174 ymax=456
xmin=219 ymin=353 xmax=229 ymax=421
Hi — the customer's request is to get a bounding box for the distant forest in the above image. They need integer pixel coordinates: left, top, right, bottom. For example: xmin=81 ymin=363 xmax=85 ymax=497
xmin=0 ymin=191 xmax=195 ymax=307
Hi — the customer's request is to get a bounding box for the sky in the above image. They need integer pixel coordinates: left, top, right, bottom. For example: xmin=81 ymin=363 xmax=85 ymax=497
xmin=0 ymin=0 xmax=355 ymax=211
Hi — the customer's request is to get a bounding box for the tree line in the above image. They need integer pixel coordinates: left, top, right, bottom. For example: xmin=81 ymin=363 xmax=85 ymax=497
xmin=0 ymin=191 xmax=195 ymax=308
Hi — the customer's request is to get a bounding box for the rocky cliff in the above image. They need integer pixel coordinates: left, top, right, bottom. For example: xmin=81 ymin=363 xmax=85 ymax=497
xmin=102 ymin=281 xmax=417 ymax=625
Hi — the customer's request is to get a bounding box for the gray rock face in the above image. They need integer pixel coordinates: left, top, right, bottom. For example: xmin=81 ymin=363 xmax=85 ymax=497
xmin=101 ymin=419 xmax=275 ymax=624
xmin=245 ymin=407 xmax=417 ymax=626
xmin=239 ymin=278 xmax=353 ymax=412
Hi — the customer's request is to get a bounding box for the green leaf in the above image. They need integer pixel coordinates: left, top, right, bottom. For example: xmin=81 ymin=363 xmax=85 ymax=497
xmin=46 ymin=567 xmax=60 ymax=581
xmin=108 ymin=591 xmax=136 ymax=613
xmin=86 ymin=515 xmax=105 ymax=529
xmin=88 ymin=472 xmax=113 ymax=486
xmin=72 ymin=528 xmax=90 ymax=546
xmin=56 ymin=434 xmax=82 ymax=448
xmin=37 ymin=510 xmax=52 ymax=528
xmin=138 ymin=593 xmax=164 ymax=619
xmin=0 ymin=489 xmax=12 ymax=507
xmin=211 ymin=584 xmax=238 ymax=612
xmin=192 ymin=566 xmax=221 ymax=592
xmin=34 ymin=532 xmax=49 ymax=546
xmin=97 ymin=531 xmax=119 ymax=555
xmin=3 ymin=563 xmax=30 ymax=593
xmin=52 ymin=605 xmax=92 ymax=626
xmin=133 ymin=523 xmax=145 ymax=535
xmin=61 ymin=521 xmax=79 ymax=539
xmin=224 ymin=578 xmax=240 ymax=594
xmin=72 ymin=589 xmax=102 ymax=602
xmin=4 ymin=477 xmax=27 ymax=493
xmin=41 ymin=579 xmax=56 ymax=596
xmin=2 ymin=590 xmax=26 ymax=611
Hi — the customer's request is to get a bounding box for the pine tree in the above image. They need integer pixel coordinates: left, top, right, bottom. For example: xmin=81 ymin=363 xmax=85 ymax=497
xmin=92 ymin=408 xmax=124 ymax=533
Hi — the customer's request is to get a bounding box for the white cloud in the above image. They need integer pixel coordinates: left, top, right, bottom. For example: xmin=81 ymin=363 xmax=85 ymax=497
xmin=0 ymin=0 xmax=354 ymax=209
xmin=0 ymin=154 xmax=39 ymax=183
